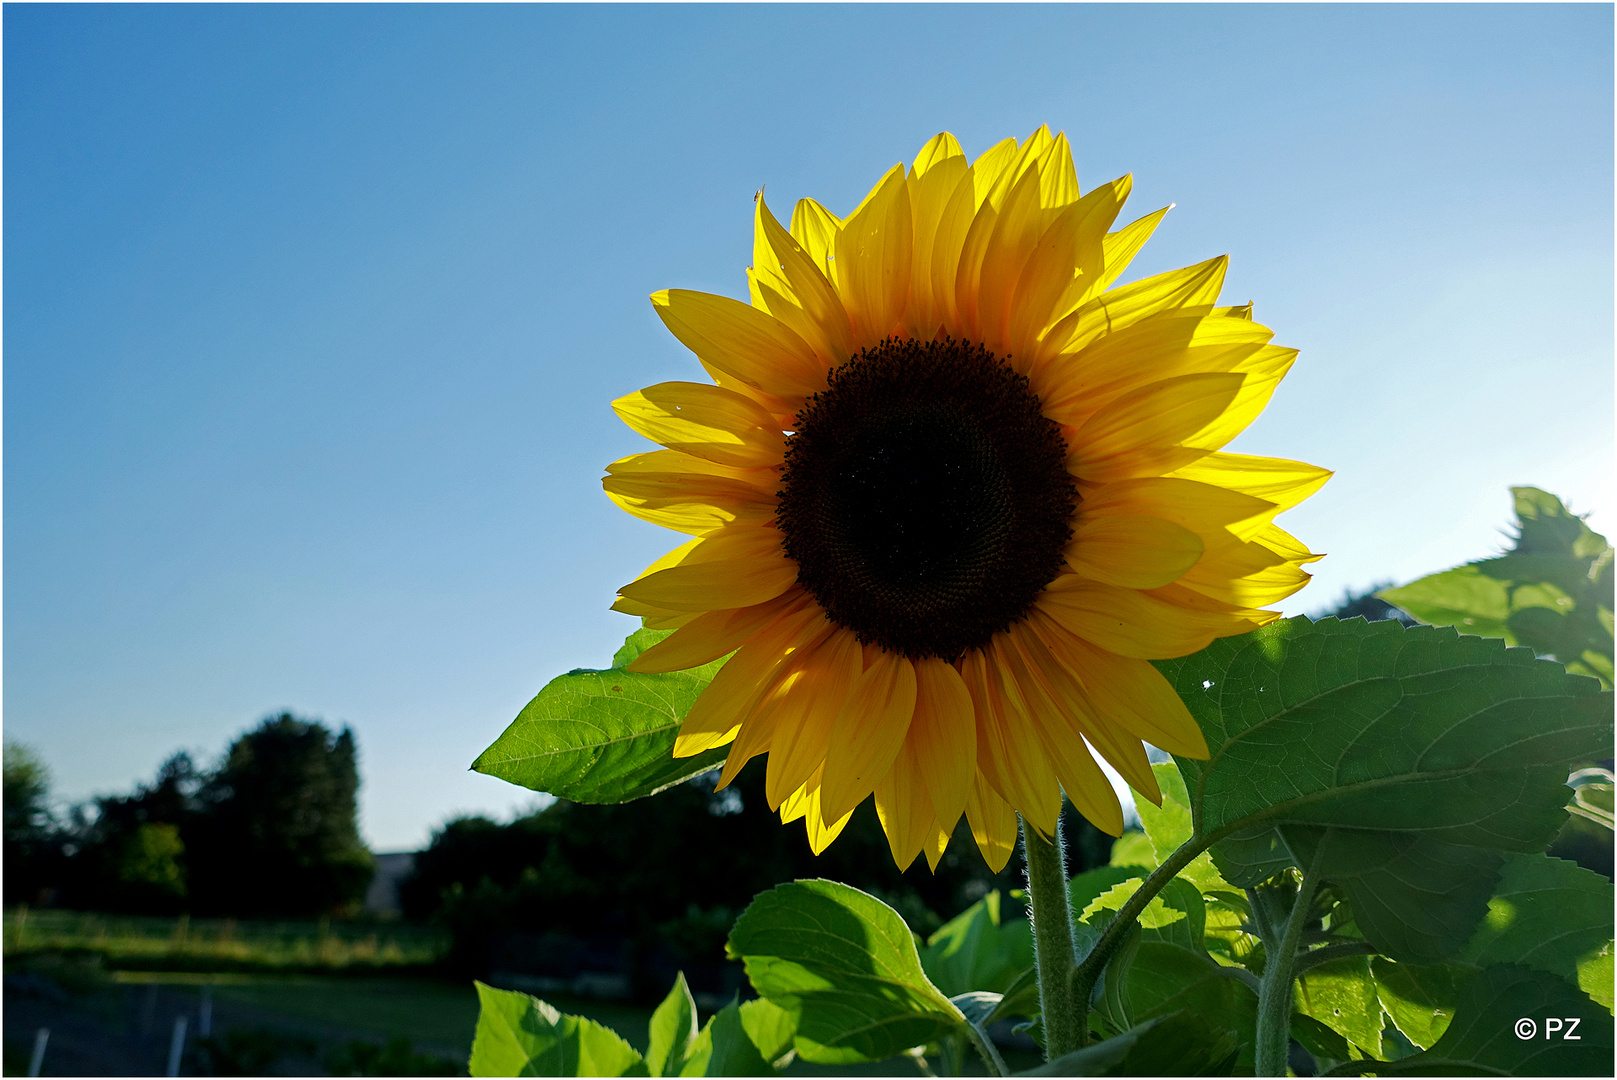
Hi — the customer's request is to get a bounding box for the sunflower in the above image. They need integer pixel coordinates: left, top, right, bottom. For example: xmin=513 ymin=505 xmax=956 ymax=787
xmin=604 ymin=128 xmax=1328 ymax=872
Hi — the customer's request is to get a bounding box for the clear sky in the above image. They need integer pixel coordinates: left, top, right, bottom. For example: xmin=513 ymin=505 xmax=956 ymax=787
xmin=6 ymin=3 xmax=1611 ymax=852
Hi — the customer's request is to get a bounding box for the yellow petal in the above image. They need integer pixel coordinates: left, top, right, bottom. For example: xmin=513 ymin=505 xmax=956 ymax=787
xmin=1006 ymin=178 xmax=1128 ymax=365
xmin=1040 ymin=312 xmax=1274 ymax=424
xmin=618 ymin=530 xmax=795 ymax=613
xmin=602 ymin=450 xmax=777 ymax=534
xmin=968 ymin=137 xmax=1021 ymax=208
xmin=1069 ymin=372 xmax=1245 ymax=482
xmin=1035 ymin=130 xmax=1080 ymax=209
xmin=962 ymin=650 xmax=1062 ymax=836
xmin=756 ymin=195 xmax=855 ymax=362
xmin=964 ymin=773 xmax=1019 ymax=874
xmin=1168 ymin=452 xmax=1333 ymax=520
xmin=790 ymin=198 xmax=842 ymax=279
xmin=973 ymin=164 xmax=1049 ymax=350
xmin=927 ymin=165 xmax=982 ymax=332
xmin=1181 ymin=348 xmax=1298 ymax=452
xmin=778 ymin=768 xmax=855 ymax=854
xmin=1067 ymin=513 xmax=1205 ymax=590
xmin=1044 ymin=255 xmax=1228 ymax=356
xmin=820 ymin=651 xmax=918 ymax=826
xmin=872 ymin=739 xmax=937 ymax=872
xmin=765 ymin=629 xmax=863 ymax=809
xmin=1004 ymin=625 xmax=1158 ymax=806
xmin=629 ymin=587 xmax=810 ymax=674
xmin=674 ymin=602 xmax=826 ymax=757
xmin=907 ymin=658 xmax=977 ymax=846
xmin=1078 ymin=477 xmax=1278 ymax=546
xmin=1088 ymin=206 xmax=1169 ymax=301
xmin=905 ymin=135 xmax=971 ymax=340
xmin=992 ymin=636 xmax=1125 ymax=836
xmin=834 ymin=163 xmax=913 ymax=345
xmin=653 ymin=289 xmax=827 ymax=400
xmin=923 ymin=821 xmax=954 ymax=872
xmin=1028 ymin=610 xmax=1209 ymax=759
xmin=1037 ymin=575 xmax=1253 ymax=660
xmin=613 ymin=382 xmax=784 ymax=468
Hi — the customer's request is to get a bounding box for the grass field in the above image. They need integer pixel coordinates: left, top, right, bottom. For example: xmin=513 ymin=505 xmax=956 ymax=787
xmin=4 ymin=907 xmax=445 ymax=972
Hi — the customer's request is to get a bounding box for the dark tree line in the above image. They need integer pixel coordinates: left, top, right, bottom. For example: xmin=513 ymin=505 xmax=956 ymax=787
xmin=402 ymin=758 xmax=1116 ymax=987
xmin=3 ymin=714 xmax=373 ymax=918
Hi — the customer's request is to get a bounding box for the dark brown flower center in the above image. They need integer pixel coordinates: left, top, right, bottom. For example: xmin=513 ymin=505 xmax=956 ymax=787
xmin=776 ymin=337 xmax=1077 ymax=661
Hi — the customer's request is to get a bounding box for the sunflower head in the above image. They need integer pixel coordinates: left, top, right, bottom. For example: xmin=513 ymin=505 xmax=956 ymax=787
xmin=605 ymin=128 xmax=1328 ymax=872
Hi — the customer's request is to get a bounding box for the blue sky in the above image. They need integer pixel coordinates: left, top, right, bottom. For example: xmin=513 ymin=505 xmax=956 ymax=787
xmin=6 ymin=3 xmax=1611 ymax=851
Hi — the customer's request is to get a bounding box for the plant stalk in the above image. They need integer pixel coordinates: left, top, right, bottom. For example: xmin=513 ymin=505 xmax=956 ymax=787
xmin=1068 ymin=831 xmax=1214 ymax=1047
xmin=1021 ymin=816 xmax=1081 ymax=1061
xmin=1253 ymin=863 xmax=1322 ymax=1076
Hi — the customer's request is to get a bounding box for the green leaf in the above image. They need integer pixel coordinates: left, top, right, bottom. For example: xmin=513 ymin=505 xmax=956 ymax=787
xmin=1290 ymin=1010 xmax=1355 ymax=1064
xmin=1209 ymin=825 xmax=1293 ymax=888
xmin=1369 ymin=964 xmax=1613 ymax=1076
xmin=1108 ymin=831 xmax=1155 ymax=868
xmin=472 ymin=628 xmax=730 ymax=803
xmin=1154 ymin=617 xmax=1612 ymax=963
xmin=1139 ymin=763 xmax=1262 ymax=970
xmin=987 ymin=965 xmax=1041 ymax=1024
xmin=1281 ymin=826 xmax=1503 ymax=964
xmin=1137 ymin=763 xmax=1222 ymax=892
xmin=647 ymin=972 xmax=699 ymax=1077
xmin=1069 ymin=865 xmax=1147 ymax=915
xmin=1017 ymin=1011 xmax=1239 ymax=1076
xmin=1373 ymin=957 xmax=1470 ymax=1050
xmin=1162 ymin=617 xmax=1610 ymax=848
xmin=469 ymin=981 xmax=648 ymax=1077
xmin=1455 ymin=852 xmax=1615 ymax=1009
xmin=1295 ymin=953 xmax=1385 ymax=1057
xmin=1083 ymin=877 xmax=1259 ymax=1071
xmin=920 ymin=889 xmax=1033 ymax=997
xmin=678 ymin=1000 xmax=772 ymax=1077
xmin=1381 ymin=487 xmax=1614 ymax=687
xmin=737 ymin=999 xmax=796 ymax=1067
xmin=726 ymin=879 xmax=965 ymax=1064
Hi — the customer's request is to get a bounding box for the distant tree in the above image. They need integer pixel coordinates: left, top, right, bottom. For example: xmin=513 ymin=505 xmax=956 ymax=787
xmin=4 ymin=741 xmax=61 ymax=904
xmin=61 ymin=751 xmax=202 ymax=914
xmin=1320 ymin=583 xmax=1418 ymax=625
xmin=186 ymin=714 xmax=374 ymax=917
xmin=404 ymin=758 xmax=1113 ymax=986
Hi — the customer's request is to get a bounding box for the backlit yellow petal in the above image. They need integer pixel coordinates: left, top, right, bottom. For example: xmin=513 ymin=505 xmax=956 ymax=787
xmin=1038 ymin=575 xmax=1249 ymax=659
xmin=765 ymin=629 xmax=863 ymax=809
xmin=1067 ymin=513 xmax=1204 ymax=590
xmin=673 ymin=602 xmax=825 ymax=757
xmin=629 ymin=587 xmax=809 ymax=674
xmin=612 ymin=382 xmax=785 ymax=468
xmin=964 ymin=773 xmax=1019 ymax=874
xmin=835 ymin=164 xmax=912 ymax=344
xmin=653 ymin=289 xmax=827 ymax=401
xmin=1028 ymin=609 xmax=1209 ymax=759
xmin=819 ymin=650 xmax=918 ymax=825
xmin=907 ymin=658 xmax=976 ymax=846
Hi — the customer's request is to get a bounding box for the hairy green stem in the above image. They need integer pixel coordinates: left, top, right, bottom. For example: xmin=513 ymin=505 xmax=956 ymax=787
xmin=1022 ymin=817 xmax=1081 ymax=1061
xmin=1068 ymin=831 xmax=1215 ymax=1047
xmin=1254 ymin=861 xmax=1323 ymax=1076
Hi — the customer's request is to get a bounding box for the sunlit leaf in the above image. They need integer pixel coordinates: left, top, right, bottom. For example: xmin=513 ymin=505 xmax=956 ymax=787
xmin=469 ymin=981 xmax=648 ymax=1077
xmin=726 ymin=879 xmax=965 ymax=1064
xmin=473 ymin=628 xmax=729 ymax=803
xmin=647 ymin=971 xmax=699 ymax=1077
